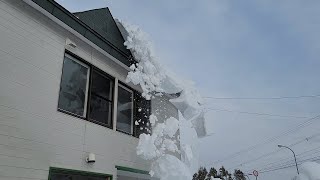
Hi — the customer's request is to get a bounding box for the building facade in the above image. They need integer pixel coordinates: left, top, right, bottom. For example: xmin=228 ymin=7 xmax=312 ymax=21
xmin=0 ymin=0 xmax=178 ymax=179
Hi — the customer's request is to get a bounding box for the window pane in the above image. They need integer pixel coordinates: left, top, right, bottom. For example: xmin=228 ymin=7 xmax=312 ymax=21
xmin=91 ymin=70 xmax=112 ymax=101
xmin=89 ymin=70 xmax=113 ymax=126
xmin=117 ymin=85 xmax=133 ymax=134
xmin=134 ymin=93 xmax=151 ymax=137
xmin=89 ymin=95 xmax=112 ymax=126
xmin=58 ymin=55 xmax=89 ymax=117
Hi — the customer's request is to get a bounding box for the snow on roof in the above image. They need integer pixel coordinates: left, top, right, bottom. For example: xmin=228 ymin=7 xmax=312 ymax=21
xmin=116 ymin=19 xmax=208 ymax=138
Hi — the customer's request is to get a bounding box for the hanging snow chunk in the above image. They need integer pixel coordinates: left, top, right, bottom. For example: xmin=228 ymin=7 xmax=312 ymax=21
xmin=151 ymin=154 xmax=192 ymax=180
xmin=116 ymin=19 xmax=165 ymax=100
xmin=136 ymin=133 xmax=159 ymax=160
xmin=163 ymin=117 xmax=179 ymax=138
xmin=116 ymin=19 xmax=210 ymax=180
xmin=116 ymin=19 xmax=208 ymax=138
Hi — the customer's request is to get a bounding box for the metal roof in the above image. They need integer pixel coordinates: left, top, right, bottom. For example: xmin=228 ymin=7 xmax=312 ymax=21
xmin=31 ymin=0 xmax=135 ymax=67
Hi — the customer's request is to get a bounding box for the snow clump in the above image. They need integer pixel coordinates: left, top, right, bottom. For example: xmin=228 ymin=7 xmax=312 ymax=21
xmin=117 ymin=19 xmax=207 ymax=180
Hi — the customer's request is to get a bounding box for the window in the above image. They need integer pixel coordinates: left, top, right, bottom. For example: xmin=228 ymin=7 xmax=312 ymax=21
xmin=88 ymin=69 xmax=113 ymax=127
xmin=58 ymin=53 xmax=114 ymax=128
xmin=58 ymin=52 xmax=151 ymax=137
xmin=134 ymin=92 xmax=151 ymax=137
xmin=58 ymin=54 xmax=90 ymax=117
xmin=117 ymin=84 xmax=134 ymax=134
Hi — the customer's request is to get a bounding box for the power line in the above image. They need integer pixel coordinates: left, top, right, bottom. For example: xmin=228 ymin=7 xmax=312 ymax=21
xmin=233 ymin=132 xmax=320 ymax=170
xmin=257 ymin=155 xmax=320 ymax=173
xmin=230 ymin=135 xmax=315 ymax=170
xmin=213 ymin=114 xmax=320 ymax=165
xmin=254 ymin=144 xmax=320 ymax=172
xmin=206 ymin=107 xmax=309 ymax=119
xmin=248 ymin=145 xmax=320 ymax=173
xmin=259 ymin=156 xmax=320 ymax=174
xmin=203 ymin=94 xmax=320 ymax=100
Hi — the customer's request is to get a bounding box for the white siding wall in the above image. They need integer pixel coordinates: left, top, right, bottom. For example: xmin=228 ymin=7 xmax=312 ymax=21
xmin=0 ymin=0 xmax=152 ymax=179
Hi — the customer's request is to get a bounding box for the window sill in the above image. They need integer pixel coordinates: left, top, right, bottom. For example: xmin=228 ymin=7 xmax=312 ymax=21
xmin=116 ymin=129 xmax=139 ymax=139
xmin=57 ymin=109 xmax=113 ymax=130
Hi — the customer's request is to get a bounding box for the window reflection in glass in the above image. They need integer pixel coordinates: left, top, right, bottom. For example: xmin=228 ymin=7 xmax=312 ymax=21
xmin=58 ymin=55 xmax=89 ymax=117
xmin=89 ymin=70 xmax=113 ymax=126
xmin=117 ymin=85 xmax=133 ymax=134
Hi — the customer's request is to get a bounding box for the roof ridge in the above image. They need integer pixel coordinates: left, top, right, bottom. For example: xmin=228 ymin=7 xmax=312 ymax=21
xmin=72 ymin=7 xmax=108 ymax=14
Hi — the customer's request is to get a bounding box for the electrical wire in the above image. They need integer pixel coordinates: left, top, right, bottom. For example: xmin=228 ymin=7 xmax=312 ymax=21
xmin=205 ymin=108 xmax=310 ymax=119
xmin=245 ymin=145 xmax=320 ymax=173
xmin=203 ymin=94 xmax=320 ymax=100
xmin=259 ymin=156 xmax=320 ymax=174
xmin=253 ymin=145 xmax=320 ymax=172
xmin=213 ymin=114 xmax=320 ymax=165
xmin=232 ymin=132 xmax=320 ymax=170
xmin=230 ymin=135 xmax=314 ymax=170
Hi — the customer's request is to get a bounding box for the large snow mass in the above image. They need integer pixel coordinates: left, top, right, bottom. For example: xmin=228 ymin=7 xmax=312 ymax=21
xmin=116 ymin=19 xmax=208 ymax=180
xmin=295 ymin=162 xmax=320 ymax=180
xmin=116 ymin=19 xmax=207 ymax=138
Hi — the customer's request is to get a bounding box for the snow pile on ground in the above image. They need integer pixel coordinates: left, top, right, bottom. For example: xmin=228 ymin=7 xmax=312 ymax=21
xmin=295 ymin=162 xmax=320 ymax=180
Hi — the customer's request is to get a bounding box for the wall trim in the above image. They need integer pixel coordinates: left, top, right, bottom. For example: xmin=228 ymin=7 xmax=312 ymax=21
xmin=115 ymin=165 xmax=149 ymax=175
xmin=48 ymin=167 xmax=113 ymax=180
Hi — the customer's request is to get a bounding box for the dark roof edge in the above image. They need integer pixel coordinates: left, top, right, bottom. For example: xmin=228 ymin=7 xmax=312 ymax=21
xmin=72 ymin=7 xmax=108 ymax=14
xmin=105 ymin=7 xmax=133 ymax=58
xmin=30 ymin=0 xmax=135 ymax=66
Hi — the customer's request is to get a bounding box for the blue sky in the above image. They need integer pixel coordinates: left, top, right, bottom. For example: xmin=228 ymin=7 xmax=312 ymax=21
xmin=57 ymin=0 xmax=320 ymax=179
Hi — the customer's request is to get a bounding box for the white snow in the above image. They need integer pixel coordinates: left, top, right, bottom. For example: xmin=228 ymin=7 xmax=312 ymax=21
xmin=163 ymin=117 xmax=179 ymax=138
xmin=151 ymin=154 xmax=192 ymax=180
xmin=136 ymin=116 xmax=180 ymax=160
xmin=295 ymin=162 xmax=320 ymax=180
xmin=149 ymin=114 xmax=158 ymax=126
xmin=136 ymin=133 xmax=159 ymax=160
xmin=116 ymin=19 xmax=209 ymax=180
xmin=162 ymin=139 xmax=179 ymax=153
xmin=117 ymin=20 xmax=166 ymax=100
xmin=117 ymin=20 xmax=206 ymax=138
xmin=179 ymin=114 xmax=201 ymax=173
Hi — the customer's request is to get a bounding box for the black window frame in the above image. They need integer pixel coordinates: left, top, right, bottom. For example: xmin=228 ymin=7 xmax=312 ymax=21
xmin=58 ymin=50 xmax=152 ymax=136
xmin=116 ymin=81 xmax=152 ymax=138
xmin=133 ymin=91 xmax=152 ymax=138
xmin=58 ymin=50 xmax=114 ymax=129
xmin=116 ymin=82 xmax=134 ymax=135
xmin=87 ymin=67 xmax=114 ymax=128
xmin=57 ymin=53 xmax=91 ymax=119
